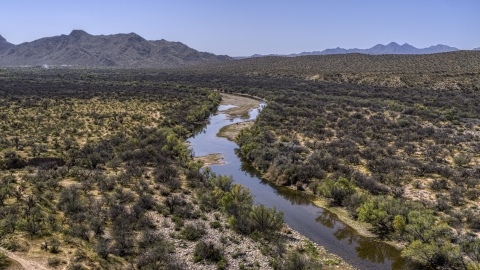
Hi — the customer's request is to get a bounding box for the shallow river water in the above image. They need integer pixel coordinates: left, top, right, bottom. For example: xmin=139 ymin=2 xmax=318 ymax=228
xmin=188 ymin=103 xmax=409 ymax=270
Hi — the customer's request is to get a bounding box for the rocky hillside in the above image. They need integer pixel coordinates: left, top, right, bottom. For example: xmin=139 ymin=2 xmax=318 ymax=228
xmin=0 ymin=30 xmax=231 ymax=68
xmin=0 ymin=35 xmax=14 ymax=54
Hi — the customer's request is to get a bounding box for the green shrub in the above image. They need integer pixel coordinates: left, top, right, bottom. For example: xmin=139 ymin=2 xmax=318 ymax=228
xmin=49 ymin=238 xmax=61 ymax=254
xmin=217 ymin=257 xmax=228 ymax=270
xmin=180 ymin=223 xmax=205 ymax=241
xmin=171 ymin=215 xmax=184 ymax=231
xmin=278 ymin=250 xmax=322 ymax=270
xmin=48 ymin=257 xmax=62 ymax=267
xmin=0 ymin=251 xmax=11 ymax=269
xmin=318 ymin=177 xmax=356 ymax=206
xmin=453 ymin=154 xmax=471 ymax=167
xmin=303 ymin=240 xmax=319 ymax=259
xmin=1 ymin=238 xmax=20 ymax=251
xmin=193 ymin=241 xmax=225 ymax=264
xmin=210 ymin=220 xmax=222 ymax=229
xmin=249 ymin=204 xmax=284 ymax=233
xmin=397 ymin=118 xmax=410 ymax=127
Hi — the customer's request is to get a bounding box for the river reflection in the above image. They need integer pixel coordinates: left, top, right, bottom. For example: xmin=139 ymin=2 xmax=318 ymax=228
xmin=189 ymin=102 xmax=411 ymax=270
xmin=315 ymin=210 xmax=399 ymax=265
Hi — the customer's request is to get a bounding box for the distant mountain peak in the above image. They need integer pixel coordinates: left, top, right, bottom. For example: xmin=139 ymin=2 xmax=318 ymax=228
xmin=69 ymin=30 xmax=89 ymax=37
xmin=125 ymin=32 xmax=145 ymax=42
xmin=0 ymin=35 xmax=6 ymax=42
xmin=402 ymin=43 xmax=415 ymax=47
xmin=387 ymin=42 xmax=400 ymax=46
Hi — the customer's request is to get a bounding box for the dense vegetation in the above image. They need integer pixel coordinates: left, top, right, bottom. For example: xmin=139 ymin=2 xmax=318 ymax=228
xmin=191 ymin=50 xmax=480 ymax=91
xmin=0 ymin=69 xmax=325 ymax=269
xmin=196 ymin=51 xmax=480 ymax=74
xmin=0 ymin=68 xmax=216 ymax=269
xmin=176 ymin=51 xmax=480 ymax=269
xmin=2 ymin=50 xmax=480 ymax=269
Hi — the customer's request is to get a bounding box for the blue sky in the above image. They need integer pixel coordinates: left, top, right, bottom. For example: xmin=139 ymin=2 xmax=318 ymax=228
xmin=1 ymin=0 xmax=479 ymax=56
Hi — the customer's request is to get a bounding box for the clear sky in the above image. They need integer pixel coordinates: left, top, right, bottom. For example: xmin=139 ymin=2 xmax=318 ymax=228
xmin=1 ymin=0 xmax=479 ymax=56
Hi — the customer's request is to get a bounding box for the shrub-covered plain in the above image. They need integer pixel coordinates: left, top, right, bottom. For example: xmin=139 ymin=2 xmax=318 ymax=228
xmin=0 ymin=68 xmax=332 ymax=269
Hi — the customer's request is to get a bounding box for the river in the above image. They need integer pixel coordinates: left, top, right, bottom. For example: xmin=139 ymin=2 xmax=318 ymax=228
xmin=188 ymin=102 xmax=409 ymax=270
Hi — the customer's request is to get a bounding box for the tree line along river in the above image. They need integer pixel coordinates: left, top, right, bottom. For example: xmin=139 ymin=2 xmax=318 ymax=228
xmin=188 ymin=102 xmax=409 ymax=270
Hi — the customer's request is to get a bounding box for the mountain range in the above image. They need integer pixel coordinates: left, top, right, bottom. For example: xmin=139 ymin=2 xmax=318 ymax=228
xmin=246 ymin=42 xmax=462 ymax=58
xmin=0 ymin=30 xmax=230 ymax=68
xmin=1 ymin=32 xmax=479 ymax=66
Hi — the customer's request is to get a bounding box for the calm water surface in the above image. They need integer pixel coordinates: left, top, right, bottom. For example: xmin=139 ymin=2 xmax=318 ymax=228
xmin=188 ymin=103 xmax=409 ymax=270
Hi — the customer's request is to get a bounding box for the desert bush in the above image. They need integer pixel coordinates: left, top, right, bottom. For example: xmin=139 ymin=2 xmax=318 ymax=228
xmin=210 ymin=220 xmax=222 ymax=229
xmin=48 ymin=257 xmax=62 ymax=267
xmin=275 ymin=250 xmax=322 ymax=270
xmin=318 ymin=177 xmax=356 ymax=206
xmin=0 ymin=251 xmax=11 ymax=269
xmin=49 ymin=238 xmax=61 ymax=253
xmin=454 ymin=154 xmax=471 ymax=167
xmin=193 ymin=241 xmax=225 ymax=265
xmin=249 ymin=204 xmax=284 ymax=233
xmin=95 ymin=237 xmax=110 ymax=259
xmin=430 ymin=179 xmax=448 ymax=191
xmin=57 ymin=186 xmax=84 ymax=215
xmin=179 ymin=223 xmax=206 ymax=241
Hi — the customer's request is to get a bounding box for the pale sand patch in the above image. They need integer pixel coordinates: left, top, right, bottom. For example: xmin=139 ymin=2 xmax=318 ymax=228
xmin=0 ymin=247 xmax=47 ymax=270
xmin=194 ymin=153 xmax=226 ymax=165
xmin=217 ymin=121 xmax=254 ymax=141
xmin=58 ymin=178 xmax=78 ymax=187
xmin=403 ymin=179 xmax=436 ymax=204
xmin=220 ymin=93 xmax=261 ymax=118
